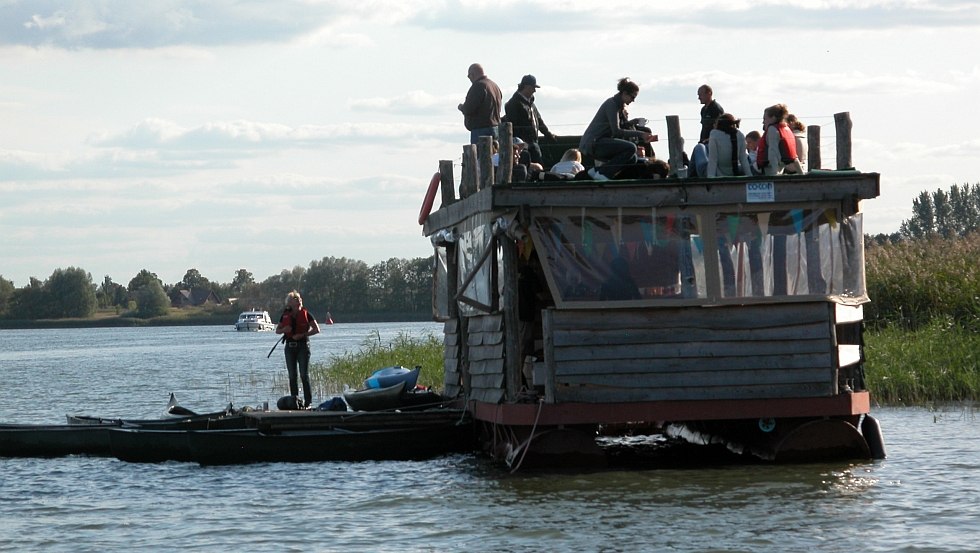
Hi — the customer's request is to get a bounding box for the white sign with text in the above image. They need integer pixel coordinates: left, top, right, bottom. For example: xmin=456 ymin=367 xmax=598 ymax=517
xmin=746 ymin=181 xmax=775 ymax=203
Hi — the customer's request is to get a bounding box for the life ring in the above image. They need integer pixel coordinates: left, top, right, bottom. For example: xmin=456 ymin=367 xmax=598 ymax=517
xmin=418 ymin=171 xmax=440 ymax=225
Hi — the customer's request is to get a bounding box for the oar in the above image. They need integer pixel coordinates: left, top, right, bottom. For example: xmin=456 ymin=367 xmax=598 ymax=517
xmin=267 ymin=335 xmax=285 ymax=358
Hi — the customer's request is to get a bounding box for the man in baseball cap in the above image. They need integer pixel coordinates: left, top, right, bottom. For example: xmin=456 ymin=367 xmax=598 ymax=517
xmin=504 ymin=74 xmax=557 ymax=165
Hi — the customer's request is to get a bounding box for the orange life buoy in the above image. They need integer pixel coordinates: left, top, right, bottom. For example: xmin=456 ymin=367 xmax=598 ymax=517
xmin=418 ymin=171 xmax=440 ymax=225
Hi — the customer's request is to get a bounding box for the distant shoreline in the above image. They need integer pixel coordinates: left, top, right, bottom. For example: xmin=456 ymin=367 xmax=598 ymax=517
xmin=0 ymin=310 xmax=431 ymax=330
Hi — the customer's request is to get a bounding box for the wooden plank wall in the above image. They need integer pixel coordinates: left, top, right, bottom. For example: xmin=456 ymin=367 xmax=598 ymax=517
xmin=546 ymin=303 xmax=837 ymax=403
xmin=465 ymin=313 xmax=506 ymax=403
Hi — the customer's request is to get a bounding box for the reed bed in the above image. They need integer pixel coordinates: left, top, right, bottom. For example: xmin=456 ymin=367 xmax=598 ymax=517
xmin=865 ymin=232 xmax=980 ymax=331
xmin=865 ymin=317 xmax=980 ymax=404
xmin=309 ymin=330 xmax=444 ymax=395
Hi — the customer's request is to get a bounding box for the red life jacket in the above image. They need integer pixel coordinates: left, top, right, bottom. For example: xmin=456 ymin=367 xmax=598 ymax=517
xmin=757 ymin=122 xmax=798 ymax=168
xmin=281 ymin=308 xmax=313 ymax=340
xmin=776 ymin=122 xmax=798 ymax=162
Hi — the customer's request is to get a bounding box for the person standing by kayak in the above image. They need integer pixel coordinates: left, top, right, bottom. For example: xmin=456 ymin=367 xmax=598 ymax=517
xmin=276 ymin=290 xmax=320 ymax=408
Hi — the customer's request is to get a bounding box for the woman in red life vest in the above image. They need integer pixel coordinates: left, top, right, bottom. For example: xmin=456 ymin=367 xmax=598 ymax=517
xmin=756 ymin=103 xmax=803 ymax=176
xmin=275 ymin=290 xmax=321 ymax=408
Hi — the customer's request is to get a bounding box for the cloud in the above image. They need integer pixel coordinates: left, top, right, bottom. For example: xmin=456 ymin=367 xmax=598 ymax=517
xmin=349 ymin=90 xmax=457 ymax=115
xmin=89 ymin=118 xmax=460 ymax=150
xmin=4 ymin=0 xmax=977 ymax=50
xmin=1 ymin=0 xmax=345 ymax=49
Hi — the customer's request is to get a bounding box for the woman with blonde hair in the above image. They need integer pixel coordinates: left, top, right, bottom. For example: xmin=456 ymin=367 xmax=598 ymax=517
xmin=275 ymin=290 xmax=321 ymax=408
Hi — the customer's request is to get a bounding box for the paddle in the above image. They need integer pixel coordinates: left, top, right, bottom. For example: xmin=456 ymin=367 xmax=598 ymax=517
xmin=267 ymin=334 xmax=285 ymax=358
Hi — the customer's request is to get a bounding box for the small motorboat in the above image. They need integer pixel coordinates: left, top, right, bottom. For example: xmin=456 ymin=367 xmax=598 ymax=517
xmin=363 ymin=366 xmax=420 ymax=390
xmin=235 ymin=309 xmax=276 ymax=332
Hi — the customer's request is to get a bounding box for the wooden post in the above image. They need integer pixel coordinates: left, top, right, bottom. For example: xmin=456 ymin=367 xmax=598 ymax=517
xmin=438 ymin=160 xmax=456 ymax=207
xmin=666 ymin=115 xmax=684 ymax=176
xmin=498 ymin=122 xmax=513 ymax=185
xmin=834 ymin=112 xmax=852 ymax=170
xmin=460 ymin=315 xmax=470 ymax=401
xmin=477 ymin=135 xmax=494 ymax=191
xmin=501 ymin=236 xmax=521 ymax=401
xmin=807 ymin=125 xmax=821 ymax=171
xmin=461 ymin=144 xmax=477 ymax=198
xmin=542 ymin=308 xmax=556 ymax=403
xmin=447 ymin=244 xmax=458 ymax=319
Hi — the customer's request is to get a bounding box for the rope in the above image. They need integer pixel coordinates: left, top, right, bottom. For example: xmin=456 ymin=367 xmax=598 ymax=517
xmin=509 ymin=398 xmax=544 ymax=474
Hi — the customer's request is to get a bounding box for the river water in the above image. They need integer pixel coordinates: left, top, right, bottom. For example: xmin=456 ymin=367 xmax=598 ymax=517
xmin=0 ymin=324 xmax=977 ymax=552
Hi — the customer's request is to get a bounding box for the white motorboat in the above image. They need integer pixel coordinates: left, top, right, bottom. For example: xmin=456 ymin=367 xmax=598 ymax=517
xmin=234 ymin=310 xmax=276 ymax=332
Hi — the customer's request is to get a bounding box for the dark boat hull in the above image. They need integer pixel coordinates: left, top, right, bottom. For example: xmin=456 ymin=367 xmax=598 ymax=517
xmin=188 ymin=422 xmax=474 ymax=465
xmin=0 ymin=424 xmax=113 ymax=457
xmin=343 ymin=382 xmax=406 ymax=411
xmin=5 ymin=409 xmax=474 ymax=462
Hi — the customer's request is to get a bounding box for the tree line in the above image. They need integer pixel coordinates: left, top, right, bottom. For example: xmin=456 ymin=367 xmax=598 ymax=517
xmin=867 ymin=182 xmax=980 ymax=244
xmin=0 ymin=256 xmax=434 ymax=321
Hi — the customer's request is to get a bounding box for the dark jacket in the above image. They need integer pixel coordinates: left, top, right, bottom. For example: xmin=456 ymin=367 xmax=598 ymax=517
xmin=578 ymin=95 xmax=648 ymax=156
xmin=460 ymin=76 xmax=502 ymax=131
xmin=699 ymin=99 xmax=724 ymax=142
xmin=504 ymin=91 xmax=552 ymax=143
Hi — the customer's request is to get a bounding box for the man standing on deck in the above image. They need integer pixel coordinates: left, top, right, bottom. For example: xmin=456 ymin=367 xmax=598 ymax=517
xmin=458 ymin=63 xmax=503 ymax=144
xmin=691 ymin=84 xmax=724 ymax=176
xmin=504 ymin=74 xmax=557 ymax=164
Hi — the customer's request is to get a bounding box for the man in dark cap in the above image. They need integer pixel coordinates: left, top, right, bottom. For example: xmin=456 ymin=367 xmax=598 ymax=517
xmin=458 ymin=63 xmax=503 ymax=144
xmin=504 ymin=74 xmax=557 ymax=164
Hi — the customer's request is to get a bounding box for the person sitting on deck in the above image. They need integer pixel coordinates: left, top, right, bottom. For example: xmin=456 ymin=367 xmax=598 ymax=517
xmin=744 ymin=130 xmax=762 ymax=175
xmin=707 ymin=113 xmax=751 ymax=177
xmin=786 ymin=113 xmax=809 ymax=173
xmin=579 ymin=77 xmax=657 ymax=181
xmin=757 ymin=103 xmax=804 ymax=176
xmin=549 ymin=148 xmax=586 ymax=178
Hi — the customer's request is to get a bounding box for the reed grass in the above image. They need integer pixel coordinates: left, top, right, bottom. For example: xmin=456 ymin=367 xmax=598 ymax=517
xmin=865 ymin=316 xmax=980 ymax=404
xmin=308 ymin=330 xmax=444 ymax=395
xmin=865 ymin=232 xmax=980 ymax=331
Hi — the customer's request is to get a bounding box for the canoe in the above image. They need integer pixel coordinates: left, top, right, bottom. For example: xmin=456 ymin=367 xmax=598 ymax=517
xmin=343 ymin=381 xmax=406 ymax=412
xmin=66 ymin=411 xmax=244 ymax=430
xmin=363 ymin=366 xmax=420 ymax=390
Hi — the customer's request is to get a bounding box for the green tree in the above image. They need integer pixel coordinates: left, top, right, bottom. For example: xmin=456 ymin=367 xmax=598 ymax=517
xmin=178 ymin=268 xmax=211 ymax=290
xmin=229 ymin=268 xmax=254 ymax=296
xmin=128 ymin=269 xmax=163 ymax=292
xmin=0 ymin=275 xmax=14 ymax=317
xmin=901 ymin=183 xmax=980 ymax=239
xmin=97 ymin=275 xmax=128 ymax=308
xmin=44 ymin=267 xmax=97 ymax=318
xmin=134 ymin=279 xmax=171 ymax=318
xmin=305 ymin=257 xmax=370 ymax=316
xmin=404 ymin=256 xmax=434 ymax=314
xmin=8 ymin=277 xmax=50 ymax=319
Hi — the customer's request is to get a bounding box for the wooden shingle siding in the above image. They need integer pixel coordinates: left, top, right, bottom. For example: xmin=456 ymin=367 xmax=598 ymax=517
xmin=464 ymin=314 xmax=505 ymax=404
xmin=546 ymin=302 xmax=838 ymax=403
xmin=442 ymin=319 xmax=462 ymax=398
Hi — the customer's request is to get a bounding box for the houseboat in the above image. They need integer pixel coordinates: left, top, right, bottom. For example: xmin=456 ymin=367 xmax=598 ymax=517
xmin=421 ymin=113 xmax=885 ymax=469
xmin=234 ymin=309 xmax=276 ymax=332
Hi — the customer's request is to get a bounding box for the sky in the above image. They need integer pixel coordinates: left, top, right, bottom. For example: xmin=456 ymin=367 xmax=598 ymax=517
xmin=2 ymin=0 xmax=978 ymax=288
